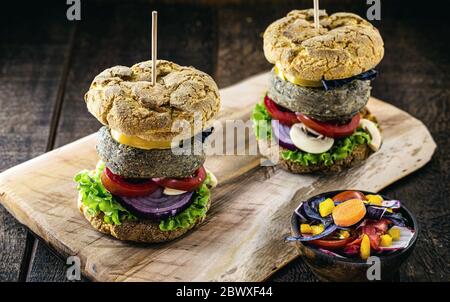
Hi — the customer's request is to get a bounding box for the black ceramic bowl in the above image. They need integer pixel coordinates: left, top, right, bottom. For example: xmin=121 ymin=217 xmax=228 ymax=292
xmin=290 ymin=190 xmax=419 ymax=282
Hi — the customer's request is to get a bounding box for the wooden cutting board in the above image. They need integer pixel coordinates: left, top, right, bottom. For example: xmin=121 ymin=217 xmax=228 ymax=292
xmin=0 ymin=72 xmax=436 ymax=281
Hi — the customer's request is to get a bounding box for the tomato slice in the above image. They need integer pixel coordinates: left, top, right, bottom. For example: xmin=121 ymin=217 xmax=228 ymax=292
xmin=152 ymin=166 xmax=206 ymax=192
xmin=101 ymin=167 xmax=159 ymax=198
xmin=332 ymin=190 xmax=367 ymax=203
xmin=264 ymin=95 xmax=298 ymax=126
xmin=310 ymin=236 xmax=355 ymax=249
xmin=296 ymin=113 xmax=361 ymax=138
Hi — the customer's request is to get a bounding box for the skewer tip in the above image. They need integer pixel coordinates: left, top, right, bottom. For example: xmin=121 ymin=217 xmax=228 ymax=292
xmin=151 ymin=11 xmax=158 ymax=86
xmin=313 ymin=0 xmax=320 ymax=30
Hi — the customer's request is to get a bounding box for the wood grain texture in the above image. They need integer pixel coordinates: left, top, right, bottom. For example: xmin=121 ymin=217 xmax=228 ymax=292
xmin=0 ymin=1 xmax=74 ymax=281
xmin=0 ymin=72 xmax=436 ymax=281
xmin=365 ymin=10 xmax=450 ymax=282
xmin=0 ymin=0 xmax=448 ymax=282
xmin=26 ymin=1 xmax=218 ymax=281
xmin=214 ymin=0 xmax=365 ymax=87
xmin=211 ymin=0 xmax=450 ymax=281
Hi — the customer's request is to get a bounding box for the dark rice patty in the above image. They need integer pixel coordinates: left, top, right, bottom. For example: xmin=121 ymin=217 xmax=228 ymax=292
xmin=96 ymin=126 xmax=205 ymax=178
xmin=267 ymin=69 xmax=371 ymax=122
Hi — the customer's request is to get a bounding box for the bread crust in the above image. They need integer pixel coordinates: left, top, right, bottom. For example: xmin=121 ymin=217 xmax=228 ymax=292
xmin=78 ymin=195 xmax=211 ymax=243
xmin=263 ymin=9 xmax=384 ymax=81
xmin=84 ymin=60 xmax=220 ymax=142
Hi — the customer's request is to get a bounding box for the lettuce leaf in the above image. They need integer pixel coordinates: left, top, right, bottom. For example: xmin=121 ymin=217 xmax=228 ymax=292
xmin=74 ymin=161 xmax=136 ymax=225
xmin=74 ymin=161 xmax=212 ymax=231
xmin=251 ymin=101 xmax=372 ymax=167
xmin=281 ymin=130 xmax=371 ymax=166
xmin=251 ymin=101 xmax=272 ymax=139
xmin=159 ymin=173 xmax=211 ymax=231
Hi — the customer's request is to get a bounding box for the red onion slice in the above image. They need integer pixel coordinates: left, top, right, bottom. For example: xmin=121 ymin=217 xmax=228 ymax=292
xmin=117 ymin=187 xmax=194 ymax=221
xmin=271 ymin=120 xmax=297 ymax=151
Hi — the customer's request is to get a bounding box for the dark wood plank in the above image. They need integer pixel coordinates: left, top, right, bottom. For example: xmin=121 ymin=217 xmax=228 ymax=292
xmin=374 ymin=14 xmax=450 ymax=281
xmin=25 ymin=236 xmax=71 ymax=282
xmin=215 ymin=0 xmax=365 ymax=87
xmin=0 ymin=1 xmax=73 ymax=281
xmin=27 ymin=0 xmax=217 ymax=282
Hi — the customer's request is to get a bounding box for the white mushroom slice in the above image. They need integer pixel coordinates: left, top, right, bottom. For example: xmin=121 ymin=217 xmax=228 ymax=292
xmin=290 ymin=123 xmax=334 ymax=154
xmin=359 ymin=119 xmax=382 ymax=151
xmin=163 ymin=187 xmax=188 ymax=195
xmin=205 ymin=168 xmax=218 ymax=188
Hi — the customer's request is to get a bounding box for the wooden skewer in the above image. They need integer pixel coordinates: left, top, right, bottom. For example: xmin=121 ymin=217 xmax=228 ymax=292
xmin=313 ymin=0 xmax=320 ymax=30
xmin=151 ymin=11 xmax=158 ymax=86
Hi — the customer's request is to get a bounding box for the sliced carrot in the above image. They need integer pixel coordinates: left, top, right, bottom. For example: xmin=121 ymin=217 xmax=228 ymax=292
xmin=332 ymin=199 xmax=366 ymax=227
xmin=332 ymin=190 xmax=366 ymax=203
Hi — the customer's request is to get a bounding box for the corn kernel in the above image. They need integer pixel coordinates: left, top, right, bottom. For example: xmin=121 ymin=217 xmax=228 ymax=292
xmin=380 ymin=234 xmax=393 ymax=247
xmin=360 ymin=234 xmax=371 ymax=260
xmin=388 ymin=227 xmax=401 ymax=240
xmin=311 ymin=224 xmax=324 ymax=235
xmin=319 ymin=198 xmax=335 ymax=217
xmin=366 ymin=194 xmax=383 ymax=206
xmin=339 ymin=230 xmax=350 ymax=239
xmin=300 ymin=224 xmax=313 ymax=234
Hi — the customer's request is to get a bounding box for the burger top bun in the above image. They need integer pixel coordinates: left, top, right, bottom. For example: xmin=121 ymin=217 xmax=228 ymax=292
xmin=85 ymin=60 xmax=220 ymax=142
xmin=263 ymin=9 xmax=384 ymax=81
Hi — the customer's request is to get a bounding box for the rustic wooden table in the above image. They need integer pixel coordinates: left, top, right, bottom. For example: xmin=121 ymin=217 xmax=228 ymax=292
xmin=0 ymin=0 xmax=448 ymax=282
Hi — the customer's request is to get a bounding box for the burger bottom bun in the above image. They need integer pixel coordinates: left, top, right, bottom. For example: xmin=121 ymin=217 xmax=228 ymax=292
xmin=78 ymin=195 xmax=211 ymax=243
xmin=258 ymin=141 xmax=372 ymax=174
xmin=97 ymin=126 xmax=205 ymax=179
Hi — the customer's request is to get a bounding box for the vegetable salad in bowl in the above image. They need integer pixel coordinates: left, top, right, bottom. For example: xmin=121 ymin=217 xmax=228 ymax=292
xmin=288 ymin=190 xmax=416 ymax=260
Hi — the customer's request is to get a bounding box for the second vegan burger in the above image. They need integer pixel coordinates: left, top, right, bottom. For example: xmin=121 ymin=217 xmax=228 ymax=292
xmin=253 ymin=9 xmax=384 ymax=173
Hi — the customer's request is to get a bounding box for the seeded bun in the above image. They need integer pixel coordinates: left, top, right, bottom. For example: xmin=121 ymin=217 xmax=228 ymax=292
xmin=263 ymin=9 xmax=384 ymax=81
xmin=84 ymin=60 xmax=220 ymax=142
xmin=78 ymin=195 xmax=211 ymax=243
